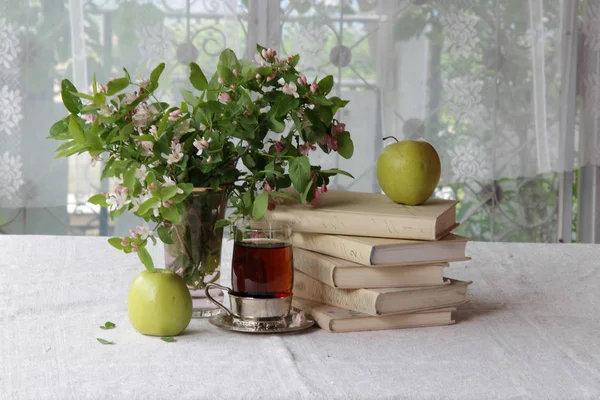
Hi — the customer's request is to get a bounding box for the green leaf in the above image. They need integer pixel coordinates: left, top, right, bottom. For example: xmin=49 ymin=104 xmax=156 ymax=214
xmin=214 ymin=219 xmax=231 ymax=230
xmin=48 ymin=118 xmax=69 ymax=139
xmin=273 ymin=95 xmax=300 ymax=117
xmin=318 ymin=75 xmax=334 ymax=95
xmin=149 ymin=63 xmax=166 ymax=87
xmin=137 ymin=246 xmax=155 ymax=272
xmin=68 ymin=115 xmax=86 ymax=144
xmin=157 ymin=226 xmax=174 ymax=245
xmin=122 ymin=165 xmax=137 ymax=192
xmin=61 ymin=79 xmax=82 ymax=115
xmin=160 ymin=205 xmax=182 ymax=224
xmin=329 ymin=96 xmax=350 ymax=114
xmin=335 ymin=132 xmax=354 ymax=159
xmin=268 ymin=116 xmax=286 ymax=133
xmin=55 ymin=144 xmax=85 ymax=159
xmin=252 ymin=191 xmax=269 ymax=220
xmin=88 ymin=194 xmax=108 ymax=207
xmin=218 ymin=48 xmax=240 ymax=71
xmin=269 ymin=191 xmax=300 ymax=201
xmin=160 ymin=337 xmax=176 ymax=343
xmin=106 ymin=77 xmax=130 ymax=96
xmin=289 ymin=156 xmax=311 ymax=193
xmin=301 ymin=180 xmax=313 ymax=203
xmin=54 ymin=140 xmax=77 ymax=152
xmin=108 ymin=237 xmax=124 ymax=250
xmin=96 ymin=338 xmax=115 ymax=345
xmin=310 ymin=94 xmax=333 ymax=106
xmin=189 ymin=62 xmax=208 ymax=91
xmin=180 ymin=89 xmax=200 ymax=107
xmin=93 ymin=92 xmax=106 ymax=105
xmin=160 ymin=185 xmax=179 ymax=201
xmin=100 ymin=321 xmax=116 ymax=330
xmin=320 ymin=168 xmax=355 ymax=179
xmin=137 ymin=197 xmax=160 ymax=216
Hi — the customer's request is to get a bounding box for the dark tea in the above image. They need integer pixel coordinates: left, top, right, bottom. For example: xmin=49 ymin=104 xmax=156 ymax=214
xmin=231 ymin=240 xmax=293 ymax=299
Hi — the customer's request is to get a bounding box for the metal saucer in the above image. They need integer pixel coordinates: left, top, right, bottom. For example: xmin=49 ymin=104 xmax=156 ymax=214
xmin=208 ymin=311 xmax=315 ymax=334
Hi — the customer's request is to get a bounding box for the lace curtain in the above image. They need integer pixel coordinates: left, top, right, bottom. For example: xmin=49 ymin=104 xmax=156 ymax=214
xmin=0 ymin=0 xmax=597 ymax=241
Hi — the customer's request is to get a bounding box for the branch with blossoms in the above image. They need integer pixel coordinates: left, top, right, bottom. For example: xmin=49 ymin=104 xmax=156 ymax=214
xmin=48 ymin=45 xmax=353 ymax=271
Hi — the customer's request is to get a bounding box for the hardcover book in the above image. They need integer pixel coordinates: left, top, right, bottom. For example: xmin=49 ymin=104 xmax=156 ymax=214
xmin=293 ymin=232 xmax=469 ymax=266
xmin=266 ymin=190 xmax=458 ymax=240
xmin=293 ymin=270 xmax=470 ymax=316
xmin=293 ymin=248 xmax=448 ymax=289
xmin=293 ymin=298 xmax=456 ymax=333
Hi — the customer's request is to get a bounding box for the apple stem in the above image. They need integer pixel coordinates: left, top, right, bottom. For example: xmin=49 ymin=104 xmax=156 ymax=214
xmin=382 ymin=136 xmax=399 ymax=143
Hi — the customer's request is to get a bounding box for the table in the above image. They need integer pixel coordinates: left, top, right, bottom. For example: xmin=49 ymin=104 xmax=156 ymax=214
xmin=1 ymin=235 xmax=599 ymax=399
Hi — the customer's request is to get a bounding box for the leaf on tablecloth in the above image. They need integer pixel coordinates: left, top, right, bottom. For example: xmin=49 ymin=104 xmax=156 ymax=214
xmin=100 ymin=321 xmax=116 ymax=330
xmin=96 ymin=338 xmax=115 ymax=345
xmin=160 ymin=337 xmax=176 ymax=343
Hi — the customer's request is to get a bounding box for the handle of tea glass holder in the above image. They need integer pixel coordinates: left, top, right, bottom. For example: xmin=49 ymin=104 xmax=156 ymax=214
xmin=204 ymin=283 xmax=234 ymax=317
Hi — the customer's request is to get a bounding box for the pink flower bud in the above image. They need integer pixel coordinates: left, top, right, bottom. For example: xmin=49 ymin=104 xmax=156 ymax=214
xmin=266 ymin=72 xmax=277 ymax=82
xmin=218 ymin=77 xmax=224 ymax=85
xmin=314 ymin=187 xmax=321 ymax=201
xmin=131 ymin=248 xmax=138 ymax=253
xmin=163 ymin=201 xmax=170 ymax=208
xmin=275 ymin=141 xmax=284 ymax=152
xmin=332 ymin=121 xmax=346 ymax=133
xmin=233 ymin=69 xmax=238 ymax=77
xmin=264 ymin=182 xmax=273 ymax=192
xmin=131 ymin=242 xmax=138 ymax=248
xmin=121 ymin=240 xmax=128 ymax=247
xmin=129 ymin=229 xmax=136 ymax=236
xmin=102 ymin=192 xmax=109 ymax=198
xmin=297 ymin=74 xmax=308 ymax=85
xmin=218 ymin=92 xmax=232 ymax=104
xmin=310 ymin=82 xmax=318 ymax=94
xmin=256 ymin=73 xmax=262 ymax=79
xmin=168 ymin=109 xmax=181 ymax=121
xmin=321 ymin=184 xmax=328 ymax=193
xmin=268 ymin=203 xmax=276 ymax=211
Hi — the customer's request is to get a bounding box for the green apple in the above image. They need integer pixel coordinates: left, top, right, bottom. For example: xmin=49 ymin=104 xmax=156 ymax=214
xmin=128 ymin=269 xmax=193 ymax=336
xmin=376 ymin=139 xmax=441 ymax=205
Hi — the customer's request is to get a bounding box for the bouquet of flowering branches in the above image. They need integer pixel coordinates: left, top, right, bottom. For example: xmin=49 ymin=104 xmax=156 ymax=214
xmin=48 ymin=45 xmax=354 ymax=275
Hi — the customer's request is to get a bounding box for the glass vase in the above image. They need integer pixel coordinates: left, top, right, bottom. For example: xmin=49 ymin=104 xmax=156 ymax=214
xmin=164 ymin=187 xmax=229 ymax=318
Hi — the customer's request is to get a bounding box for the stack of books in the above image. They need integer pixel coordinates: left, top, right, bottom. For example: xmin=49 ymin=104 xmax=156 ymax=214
xmin=268 ymin=190 xmax=471 ymax=333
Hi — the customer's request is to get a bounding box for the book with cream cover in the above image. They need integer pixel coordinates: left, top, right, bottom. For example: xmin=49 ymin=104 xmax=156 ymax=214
xmin=293 ymin=232 xmax=469 ymax=266
xmin=266 ymin=190 xmax=458 ymax=240
xmin=293 ymin=248 xmax=448 ymax=289
xmin=293 ymin=270 xmax=470 ymax=316
xmin=293 ymin=298 xmax=456 ymax=333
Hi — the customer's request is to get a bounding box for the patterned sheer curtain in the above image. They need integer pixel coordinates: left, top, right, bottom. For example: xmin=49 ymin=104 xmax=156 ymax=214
xmin=0 ymin=0 xmax=598 ymax=242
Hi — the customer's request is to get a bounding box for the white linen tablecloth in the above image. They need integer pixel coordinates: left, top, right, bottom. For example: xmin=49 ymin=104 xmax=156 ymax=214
xmin=1 ymin=235 xmax=599 ymax=400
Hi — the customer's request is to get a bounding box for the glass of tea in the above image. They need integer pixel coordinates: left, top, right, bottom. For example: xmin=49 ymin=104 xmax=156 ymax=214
xmin=231 ymin=221 xmax=293 ymax=300
xmin=204 ymin=220 xmax=294 ymax=323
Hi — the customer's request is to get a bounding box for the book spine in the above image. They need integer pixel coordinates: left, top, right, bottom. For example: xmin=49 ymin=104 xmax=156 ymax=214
xmin=293 ymin=248 xmax=337 ymax=287
xmin=293 ymin=271 xmax=380 ymax=316
xmin=292 ymin=232 xmax=374 ymax=265
xmin=269 ymin=209 xmax=436 ymax=240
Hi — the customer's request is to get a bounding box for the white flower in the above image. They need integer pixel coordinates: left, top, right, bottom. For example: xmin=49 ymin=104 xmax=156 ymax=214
xmin=162 ymin=175 xmax=184 ymax=194
xmin=0 ymin=86 xmax=23 ymax=136
xmin=134 ymin=224 xmax=151 ymax=240
xmin=0 ymin=151 xmax=24 ymax=203
xmin=0 ymin=19 xmax=20 ymax=69
xmin=277 ymin=77 xmax=286 ymax=85
xmin=135 ymin=165 xmax=148 ymax=181
xmin=132 ymin=103 xmax=159 ymax=128
xmin=282 ymin=82 xmax=299 ymax=98
xmin=136 ymin=77 xmax=150 ymax=88
xmin=193 ymin=138 xmax=210 ymax=156
xmin=149 ymin=125 xmax=158 ymax=138
xmin=120 ymin=93 xmax=137 ymax=106
xmin=130 ymin=190 xmax=152 ymax=213
xmin=106 ymin=187 xmax=130 ymax=211
xmin=162 ymin=141 xmax=183 ymax=165
xmin=174 ymin=119 xmax=194 ymax=139
xmin=140 ymin=141 xmax=154 ymax=157
xmin=98 ymin=104 xmax=115 ymax=117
